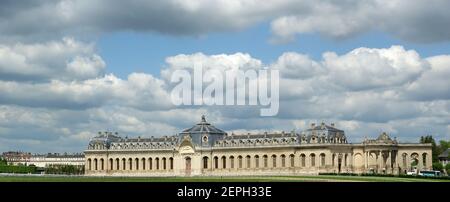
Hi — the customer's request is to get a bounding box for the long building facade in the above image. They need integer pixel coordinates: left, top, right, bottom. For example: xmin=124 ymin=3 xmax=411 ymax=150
xmin=2 ymin=152 xmax=84 ymax=167
xmin=84 ymin=116 xmax=432 ymax=176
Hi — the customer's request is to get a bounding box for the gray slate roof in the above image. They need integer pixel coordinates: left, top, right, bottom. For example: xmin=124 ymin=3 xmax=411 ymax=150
xmin=180 ymin=115 xmax=226 ymax=134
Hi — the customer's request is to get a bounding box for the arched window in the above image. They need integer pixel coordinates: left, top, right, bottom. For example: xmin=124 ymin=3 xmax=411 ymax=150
xmin=320 ymin=153 xmax=325 ymax=167
xmin=128 ymin=158 xmax=133 ymax=170
xmin=142 ymin=158 xmax=146 ymax=170
xmin=169 ymin=157 xmax=174 ymax=170
xmin=300 ymin=154 xmax=306 ymax=167
xmin=94 ymin=158 xmax=98 ymax=170
xmin=289 ymin=154 xmax=295 ymax=167
xmin=162 ymin=157 xmax=167 ymax=170
xmin=255 ymin=155 xmax=260 ymax=168
xmin=149 ymin=158 xmax=153 ymax=170
xmin=135 ymin=158 xmax=139 ymax=170
xmin=222 ymin=156 xmax=227 ymax=169
xmin=100 ymin=158 xmax=104 ymax=170
xmin=272 ymin=155 xmax=277 ymax=168
xmin=263 ymin=155 xmax=268 ymax=168
xmin=115 ymin=158 xmax=120 ymax=170
xmin=109 ymin=158 xmax=113 ymax=170
xmin=203 ymin=156 xmax=209 ymax=169
xmin=122 ymin=158 xmax=126 ymax=170
xmin=281 ymin=155 xmax=286 ymax=167
xmin=310 ymin=154 xmax=316 ymax=167
xmin=214 ymin=156 xmax=219 ymax=169
xmin=230 ymin=156 xmax=235 ymax=169
xmin=238 ymin=156 xmax=243 ymax=168
xmin=87 ymin=159 xmax=91 ymax=170
xmin=246 ymin=155 xmax=251 ymax=168
xmin=155 ymin=158 xmax=159 ymax=170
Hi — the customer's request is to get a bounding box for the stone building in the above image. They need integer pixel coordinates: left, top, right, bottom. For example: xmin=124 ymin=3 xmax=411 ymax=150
xmin=3 ymin=152 xmax=84 ymax=168
xmin=84 ymin=116 xmax=432 ymax=176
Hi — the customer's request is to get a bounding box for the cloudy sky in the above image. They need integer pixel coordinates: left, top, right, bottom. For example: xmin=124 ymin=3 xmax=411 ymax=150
xmin=0 ymin=0 xmax=449 ymax=153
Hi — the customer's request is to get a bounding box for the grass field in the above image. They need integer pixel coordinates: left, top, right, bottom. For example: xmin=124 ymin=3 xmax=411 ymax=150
xmin=0 ymin=175 xmax=448 ymax=182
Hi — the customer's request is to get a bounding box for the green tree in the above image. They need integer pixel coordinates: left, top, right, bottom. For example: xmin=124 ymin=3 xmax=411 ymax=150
xmin=0 ymin=157 xmax=7 ymax=165
xmin=420 ymin=135 xmax=439 ymax=163
xmin=445 ymin=163 xmax=450 ymax=175
xmin=432 ymin=162 xmax=443 ymax=171
xmin=439 ymin=140 xmax=450 ymax=152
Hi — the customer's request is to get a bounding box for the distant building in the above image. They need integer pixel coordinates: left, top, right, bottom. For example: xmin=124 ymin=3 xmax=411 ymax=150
xmin=438 ymin=148 xmax=450 ymax=166
xmin=2 ymin=152 xmax=84 ymax=167
xmin=84 ymin=115 xmax=432 ymax=176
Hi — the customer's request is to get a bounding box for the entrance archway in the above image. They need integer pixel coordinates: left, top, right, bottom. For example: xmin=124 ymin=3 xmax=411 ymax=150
xmin=185 ymin=157 xmax=191 ymax=176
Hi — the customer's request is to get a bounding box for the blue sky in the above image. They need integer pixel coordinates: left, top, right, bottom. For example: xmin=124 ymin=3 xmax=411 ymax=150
xmin=97 ymin=23 xmax=450 ymax=78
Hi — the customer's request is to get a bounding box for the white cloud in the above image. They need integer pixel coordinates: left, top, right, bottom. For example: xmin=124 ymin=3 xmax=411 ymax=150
xmin=0 ymin=41 xmax=449 ymax=152
xmin=404 ymin=55 xmax=450 ymax=101
xmin=323 ymin=46 xmax=428 ymax=90
xmin=0 ymin=37 xmax=104 ymax=81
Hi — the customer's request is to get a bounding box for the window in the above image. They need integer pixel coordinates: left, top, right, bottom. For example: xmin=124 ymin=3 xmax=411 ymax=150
xmin=320 ymin=153 xmax=325 ymax=167
xmin=263 ymin=155 xmax=268 ymax=168
xmin=238 ymin=156 xmax=243 ymax=168
xmin=272 ymin=155 xmax=277 ymax=167
xmin=162 ymin=157 xmax=167 ymax=170
xmin=149 ymin=158 xmax=153 ymax=170
xmin=300 ymin=154 xmax=306 ymax=167
xmin=155 ymin=158 xmax=159 ymax=170
xmin=290 ymin=154 xmax=295 ymax=167
xmin=281 ymin=155 xmax=286 ymax=167
xmin=87 ymin=159 xmax=91 ymax=170
xmin=142 ymin=158 xmax=146 ymax=170
xmin=422 ymin=153 xmax=427 ymax=167
xmin=246 ymin=155 xmax=251 ymax=168
xmin=230 ymin=156 xmax=235 ymax=168
xmin=135 ymin=158 xmax=139 ymax=170
xmin=213 ymin=156 xmax=218 ymax=169
xmin=203 ymin=157 xmax=209 ymax=169
xmin=310 ymin=154 xmax=316 ymax=167
xmin=169 ymin=157 xmax=174 ymax=170
xmin=222 ymin=156 xmax=227 ymax=169
xmin=255 ymin=155 xmax=260 ymax=168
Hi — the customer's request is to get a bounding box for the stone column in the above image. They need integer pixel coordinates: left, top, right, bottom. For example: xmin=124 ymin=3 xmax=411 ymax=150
xmin=377 ymin=150 xmax=382 ymax=173
xmin=365 ymin=151 xmax=368 ymax=170
xmin=418 ymin=154 xmax=423 ymax=171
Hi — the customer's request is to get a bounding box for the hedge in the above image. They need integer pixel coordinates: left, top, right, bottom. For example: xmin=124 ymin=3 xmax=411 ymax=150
xmin=0 ymin=165 xmax=37 ymax=174
xmin=319 ymin=172 xmax=450 ymax=180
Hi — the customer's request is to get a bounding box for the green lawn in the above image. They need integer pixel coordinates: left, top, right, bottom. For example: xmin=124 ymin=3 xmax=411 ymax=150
xmin=0 ymin=175 xmax=448 ymax=182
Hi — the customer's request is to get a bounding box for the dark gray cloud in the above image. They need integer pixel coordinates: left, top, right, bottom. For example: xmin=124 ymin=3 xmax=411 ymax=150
xmin=1 ymin=0 xmax=450 ymax=43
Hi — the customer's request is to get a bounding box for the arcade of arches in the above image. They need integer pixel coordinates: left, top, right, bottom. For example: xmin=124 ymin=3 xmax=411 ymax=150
xmin=85 ymin=117 xmax=432 ymax=176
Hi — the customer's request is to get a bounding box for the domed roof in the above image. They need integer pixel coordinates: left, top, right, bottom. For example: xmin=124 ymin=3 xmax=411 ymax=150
xmin=181 ymin=115 xmax=226 ymax=134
